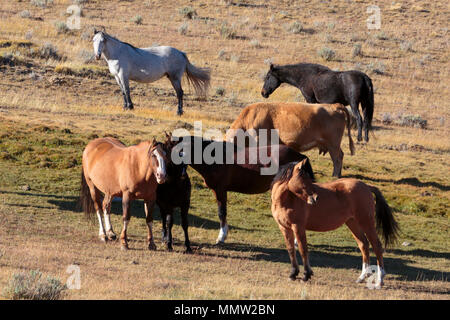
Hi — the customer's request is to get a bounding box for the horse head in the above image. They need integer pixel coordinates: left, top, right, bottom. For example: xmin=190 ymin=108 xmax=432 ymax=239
xmin=261 ymin=64 xmax=282 ymax=98
xmin=288 ymin=159 xmax=318 ymax=205
xmin=149 ymin=138 xmax=168 ymax=184
xmin=92 ymin=28 xmax=106 ymax=60
xmin=162 ymin=132 xmax=188 ymax=181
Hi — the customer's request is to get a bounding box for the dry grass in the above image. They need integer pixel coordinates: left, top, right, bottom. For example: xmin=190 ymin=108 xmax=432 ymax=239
xmin=0 ymin=0 xmax=449 ymax=300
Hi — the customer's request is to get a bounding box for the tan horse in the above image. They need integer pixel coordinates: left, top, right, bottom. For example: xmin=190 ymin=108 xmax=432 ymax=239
xmin=226 ymin=102 xmax=355 ymax=177
xmin=79 ymin=137 xmax=168 ymax=250
xmin=271 ymin=159 xmax=399 ymax=289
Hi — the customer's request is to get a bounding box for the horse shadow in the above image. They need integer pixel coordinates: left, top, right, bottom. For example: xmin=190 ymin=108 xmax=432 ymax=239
xmin=345 ymin=174 xmax=450 ymax=191
xmin=209 ymin=242 xmax=449 ymax=284
xmin=45 ymin=196 xmax=252 ymax=232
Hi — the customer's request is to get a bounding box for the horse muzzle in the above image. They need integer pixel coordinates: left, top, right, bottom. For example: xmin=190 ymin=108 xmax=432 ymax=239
xmin=307 ymin=193 xmax=318 ymax=205
xmin=261 ymin=90 xmax=269 ymax=98
xmin=95 ymin=54 xmax=101 ymax=60
xmin=156 ymin=173 xmax=167 ymax=184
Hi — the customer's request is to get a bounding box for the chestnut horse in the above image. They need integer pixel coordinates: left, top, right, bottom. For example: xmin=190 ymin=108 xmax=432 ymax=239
xmin=79 ymin=137 xmax=168 ymax=250
xmin=227 ymin=102 xmax=354 ymax=177
xmin=271 ymin=159 xmax=399 ymax=289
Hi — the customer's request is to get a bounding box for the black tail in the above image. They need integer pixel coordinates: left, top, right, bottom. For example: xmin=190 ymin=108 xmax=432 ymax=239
xmin=362 ymin=75 xmax=374 ymax=132
xmin=78 ymin=167 xmax=95 ymax=221
xmin=370 ymin=186 xmax=399 ymax=247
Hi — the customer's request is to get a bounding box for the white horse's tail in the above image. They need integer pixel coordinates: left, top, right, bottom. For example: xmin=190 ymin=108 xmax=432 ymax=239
xmin=184 ymin=55 xmax=210 ymax=98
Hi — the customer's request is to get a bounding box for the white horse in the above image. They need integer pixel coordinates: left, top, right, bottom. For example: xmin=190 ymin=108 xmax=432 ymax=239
xmin=92 ymin=29 xmax=210 ymax=115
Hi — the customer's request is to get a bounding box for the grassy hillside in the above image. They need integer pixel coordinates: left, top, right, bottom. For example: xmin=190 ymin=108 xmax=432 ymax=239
xmin=0 ymin=0 xmax=448 ymax=299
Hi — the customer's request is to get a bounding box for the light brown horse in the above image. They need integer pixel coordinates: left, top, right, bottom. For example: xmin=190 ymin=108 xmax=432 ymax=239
xmin=271 ymin=159 xmax=399 ymax=289
xmin=227 ymin=102 xmax=355 ymax=177
xmin=79 ymin=137 xmax=168 ymax=250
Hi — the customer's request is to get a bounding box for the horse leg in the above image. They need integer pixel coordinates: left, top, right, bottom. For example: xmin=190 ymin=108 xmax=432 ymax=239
xmin=165 ymin=208 xmax=174 ymax=251
xmin=214 ymin=189 xmax=228 ymax=244
xmin=114 ymin=75 xmax=128 ymax=110
xmin=120 ymin=192 xmax=131 ymax=250
xmin=292 ymin=224 xmax=313 ymax=281
xmin=362 ymin=103 xmax=370 ymax=142
xmin=346 ymin=219 xmax=371 ymax=283
xmin=160 ymin=206 xmax=168 ymax=244
xmin=277 ymin=223 xmax=299 ymax=280
xmin=168 ymin=75 xmax=184 ymax=116
xmin=364 ymin=228 xmax=385 ymax=289
xmin=122 ymin=76 xmax=134 ymax=110
xmin=88 ymin=185 xmax=106 ymax=242
xmin=181 ymin=203 xmax=192 ymax=253
xmin=102 ymin=194 xmax=116 ymax=241
xmin=350 ymin=101 xmax=363 ymax=142
xmin=144 ymin=199 xmax=157 ymax=250
xmin=328 ymin=146 xmax=343 ymax=178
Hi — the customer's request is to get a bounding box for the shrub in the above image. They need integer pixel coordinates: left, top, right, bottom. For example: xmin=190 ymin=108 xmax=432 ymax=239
xmin=131 ymin=15 xmax=143 ymax=25
xmin=31 ymin=0 xmax=53 ymax=8
xmin=178 ymin=6 xmax=197 ymax=19
xmin=39 ymin=42 xmax=60 ymax=60
xmin=19 ymin=10 xmax=31 ymax=18
xmin=215 ymin=86 xmax=225 ymax=96
xmin=250 ymin=39 xmax=261 ymax=48
xmin=285 ymin=21 xmax=303 ymax=34
xmin=318 ymin=47 xmax=336 ymax=61
xmin=55 ymin=21 xmax=69 ymax=34
xmin=352 ymin=43 xmax=362 ymax=58
xmin=217 ymin=22 xmax=237 ymax=39
xmin=178 ymin=22 xmax=188 ymax=35
xmin=3 ymin=270 xmax=66 ymax=300
xmin=400 ymin=41 xmax=414 ymax=52
xmin=78 ymin=49 xmax=94 ymax=63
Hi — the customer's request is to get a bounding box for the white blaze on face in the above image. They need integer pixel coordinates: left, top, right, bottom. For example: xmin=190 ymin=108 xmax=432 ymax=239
xmin=92 ymin=33 xmax=104 ymax=60
xmin=153 ymin=149 xmax=166 ymax=183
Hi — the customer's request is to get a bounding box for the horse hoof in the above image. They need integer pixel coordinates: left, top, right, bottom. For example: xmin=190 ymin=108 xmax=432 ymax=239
xmin=177 ymin=110 xmax=183 ymax=116
xmin=184 ymin=247 xmax=193 ymax=254
xmin=107 ymin=232 xmax=117 ymax=241
xmin=120 ymin=244 xmax=129 ymax=251
xmin=148 ymin=243 xmax=157 ymax=251
xmin=99 ymin=235 xmax=107 ymax=242
xmin=215 ymin=239 xmax=225 ymax=246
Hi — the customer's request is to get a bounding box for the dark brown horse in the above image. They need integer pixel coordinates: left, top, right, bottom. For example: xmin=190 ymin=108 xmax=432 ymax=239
xmin=170 ymin=135 xmax=314 ymax=244
xmin=156 ymin=134 xmax=192 ymax=253
xmin=79 ymin=137 xmax=168 ymax=251
xmin=261 ymin=63 xmax=374 ymax=142
xmin=271 ymin=159 xmax=399 ymax=289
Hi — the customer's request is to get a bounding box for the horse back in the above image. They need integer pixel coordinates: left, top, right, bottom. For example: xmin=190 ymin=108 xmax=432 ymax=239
xmin=82 ymin=138 xmax=153 ymax=196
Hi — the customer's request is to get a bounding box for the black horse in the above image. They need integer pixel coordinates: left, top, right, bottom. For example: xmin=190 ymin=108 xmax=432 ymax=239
xmin=156 ymin=135 xmax=192 ymax=253
xmin=169 ymin=134 xmax=314 ymax=245
xmin=261 ymin=63 xmax=374 ymax=142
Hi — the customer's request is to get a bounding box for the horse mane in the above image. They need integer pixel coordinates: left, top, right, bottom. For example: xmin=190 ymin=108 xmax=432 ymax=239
xmin=271 ymin=159 xmax=315 ymax=189
xmin=103 ymin=32 xmax=141 ymax=52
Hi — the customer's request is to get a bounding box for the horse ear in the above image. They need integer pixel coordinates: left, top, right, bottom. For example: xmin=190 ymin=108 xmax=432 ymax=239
xmin=269 ymin=63 xmax=274 ymax=71
xmin=93 ymin=28 xmax=98 ymax=35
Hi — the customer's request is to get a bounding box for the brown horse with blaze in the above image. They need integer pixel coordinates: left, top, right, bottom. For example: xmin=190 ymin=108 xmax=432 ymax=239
xmin=271 ymin=159 xmax=399 ymax=289
xmin=79 ymin=137 xmax=168 ymax=250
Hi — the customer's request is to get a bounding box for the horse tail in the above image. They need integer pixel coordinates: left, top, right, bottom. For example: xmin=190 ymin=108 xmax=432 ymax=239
xmin=335 ymin=104 xmax=355 ymax=155
xmin=362 ymin=75 xmax=374 ymax=131
xmin=370 ymin=186 xmax=399 ymax=247
xmin=184 ymin=54 xmax=211 ymax=98
xmin=78 ymin=167 xmax=95 ymax=220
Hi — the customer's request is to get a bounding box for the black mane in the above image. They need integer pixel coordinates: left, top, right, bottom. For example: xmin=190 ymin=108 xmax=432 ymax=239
xmin=271 ymin=159 xmax=315 ymax=189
